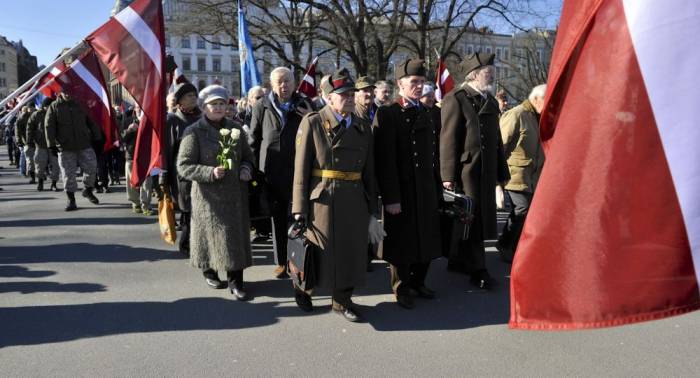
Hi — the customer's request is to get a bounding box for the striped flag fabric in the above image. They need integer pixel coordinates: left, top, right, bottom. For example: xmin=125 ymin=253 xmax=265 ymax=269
xmin=509 ymin=0 xmax=700 ymax=330
xmin=38 ymin=63 xmax=67 ymax=98
xmin=297 ymin=56 xmax=318 ymax=98
xmin=435 ymin=55 xmax=454 ymax=102
xmin=86 ymin=0 xmax=165 ymax=187
xmin=54 ymin=50 xmax=118 ymax=153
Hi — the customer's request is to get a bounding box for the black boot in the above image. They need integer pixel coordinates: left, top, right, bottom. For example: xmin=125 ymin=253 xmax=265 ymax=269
xmin=65 ymin=192 xmax=77 ymax=211
xmin=28 ymin=171 xmax=36 ymax=184
xmin=82 ymin=187 xmax=100 ymax=204
xmin=50 ymin=180 xmax=60 ymax=192
xmin=37 ymin=179 xmax=44 ymax=191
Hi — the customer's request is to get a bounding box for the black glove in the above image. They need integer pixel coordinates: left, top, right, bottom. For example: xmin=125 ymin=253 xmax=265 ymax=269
xmin=49 ymin=146 xmax=59 ymax=157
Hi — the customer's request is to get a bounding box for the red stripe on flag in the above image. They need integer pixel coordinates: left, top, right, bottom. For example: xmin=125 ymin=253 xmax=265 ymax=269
xmin=509 ymin=0 xmax=700 ymax=330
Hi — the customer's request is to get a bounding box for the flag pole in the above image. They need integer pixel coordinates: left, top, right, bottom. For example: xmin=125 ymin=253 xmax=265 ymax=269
xmin=0 ymin=76 xmax=57 ymax=124
xmin=0 ymin=41 xmax=84 ymax=109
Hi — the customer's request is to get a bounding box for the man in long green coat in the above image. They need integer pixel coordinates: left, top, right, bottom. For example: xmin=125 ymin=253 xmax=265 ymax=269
xmin=292 ymin=68 xmax=379 ymax=322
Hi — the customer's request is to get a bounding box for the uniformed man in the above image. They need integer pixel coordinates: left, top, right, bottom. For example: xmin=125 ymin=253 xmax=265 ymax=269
xmin=374 ymin=59 xmax=443 ymax=309
xmin=16 ymin=105 xmax=35 ymax=181
xmin=440 ymin=53 xmax=510 ymax=289
xmin=374 ymin=81 xmax=393 ymax=107
xmin=27 ymin=97 xmax=60 ymax=191
xmin=292 ymin=68 xmax=380 ymax=322
xmin=45 ymin=92 xmax=102 ymax=211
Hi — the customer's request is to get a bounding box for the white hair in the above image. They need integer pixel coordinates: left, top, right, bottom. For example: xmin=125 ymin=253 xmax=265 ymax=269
xmin=247 ymin=85 xmax=263 ymax=100
xmin=269 ymin=67 xmax=293 ymax=83
xmin=528 ymin=84 xmax=547 ymax=102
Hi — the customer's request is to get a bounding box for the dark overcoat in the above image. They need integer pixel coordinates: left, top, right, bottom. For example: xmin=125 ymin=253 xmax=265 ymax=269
xmin=249 ymin=92 xmax=311 ymax=198
xmin=163 ymin=108 xmax=201 ymax=211
xmin=374 ymin=99 xmax=442 ymax=265
xmin=177 ymin=117 xmax=255 ymax=272
xmin=292 ymin=106 xmax=378 ymax=289
xmin=439 ymin=85 xmax=510 ymax=239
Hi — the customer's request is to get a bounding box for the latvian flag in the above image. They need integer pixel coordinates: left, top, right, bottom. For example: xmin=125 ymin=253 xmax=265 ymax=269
xmin=86 ymin=0 xmax=165 ymax=187
xmin=509 ymin=0 xmax=700 ymax=330
xmin=434 ymin=55 xmax=454 ymax=102
xmin=297 ymin=56 xmax=318 ymax=99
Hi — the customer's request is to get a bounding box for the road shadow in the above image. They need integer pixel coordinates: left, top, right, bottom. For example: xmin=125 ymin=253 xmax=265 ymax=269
xmin=0 ymin=281 xmax=107 ymax=294
xmin=0 ymin=297 xmax=315 ymax=348
xmin=0 ymin=196 xmax=57 ymax=202
xmin=0 ymin=243 xmax=184 ymax=264
xmin=0 ymin=265 xmax=56 ymax=278
xmin=0 ymin=217 xmax=156 ymax=227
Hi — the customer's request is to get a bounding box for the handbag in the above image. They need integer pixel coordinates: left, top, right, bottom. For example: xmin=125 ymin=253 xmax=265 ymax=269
xmin=439 ymin=189 xmax=475 ymax=258
xmin=158 ymin=189 xmax=177 ymax=245
xmin=286 ymin=219 xmax=316 ymax=291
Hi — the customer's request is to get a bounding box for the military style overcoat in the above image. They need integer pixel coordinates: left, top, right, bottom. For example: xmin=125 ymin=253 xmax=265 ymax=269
xmin=292 ymin=106 xmax=378 ymax=289
xmin=440 ymin=85 xmax=510 ymax=239
xmin=373 ymin=98 xmax=442 ymax=265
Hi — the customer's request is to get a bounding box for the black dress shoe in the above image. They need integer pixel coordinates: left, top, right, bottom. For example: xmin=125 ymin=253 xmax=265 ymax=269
xmin=205 ymin=278 xmax=226 ymax=289
xmin=410 ymin=286 xmax=436 ymax=299
xmin=230 ymin=286 xmax=251 ymax=301
xmin=334 ymin=307 xmax=361 ymax=322
xmin=396 ymin=294 xmax=415 ymax=309
xmin=294 ymin=290 xmax=313 ymax=312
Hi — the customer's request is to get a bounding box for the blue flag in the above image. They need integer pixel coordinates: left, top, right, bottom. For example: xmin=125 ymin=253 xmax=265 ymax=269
xmin=238 ymin=0 xmax=261 ymax=97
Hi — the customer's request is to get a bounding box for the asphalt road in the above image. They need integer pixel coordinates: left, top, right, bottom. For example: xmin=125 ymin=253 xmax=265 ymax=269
xmin=1 ymin=146 xmax=699 ymax=377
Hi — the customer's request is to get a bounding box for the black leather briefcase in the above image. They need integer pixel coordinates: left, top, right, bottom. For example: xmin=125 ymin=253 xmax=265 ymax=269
xmin=287 ymin=220 xmax=316 ymax=291
xmin=439 ymin=190 xmax=475 ymax=258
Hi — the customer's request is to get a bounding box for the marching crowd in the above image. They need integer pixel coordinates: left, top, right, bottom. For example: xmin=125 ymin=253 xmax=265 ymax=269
xmin=0 ymin=52 xmax=547 ymax=323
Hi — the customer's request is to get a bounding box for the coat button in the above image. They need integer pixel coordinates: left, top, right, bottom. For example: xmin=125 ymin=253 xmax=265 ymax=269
xmin=414 ymin=152 xmax=418 ymax=156
xmin=334 ymin=158 xmax=339 ymax=162
xmin=412 ymin=141 xmax=416 ymax=145
xmin=406 ymin=118 xmax=410 ymax=122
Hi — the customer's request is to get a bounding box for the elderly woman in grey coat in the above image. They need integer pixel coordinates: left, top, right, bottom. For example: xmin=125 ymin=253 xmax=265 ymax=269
xmin=177 ymin=85 xmax=256 ymax=301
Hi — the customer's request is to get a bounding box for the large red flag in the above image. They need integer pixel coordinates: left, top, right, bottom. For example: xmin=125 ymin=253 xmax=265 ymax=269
xmin=38 ymin=63 xmax=67 ymax=98
xmin=55 ymin=50 xmax=118 ymax=152
xmin=297 ymin=57 xmax=318 ymax=98
xmin=509 ymin=0 xmax=700 ymax=330
xmin=86 ymin=0 xmax=165 ymax=186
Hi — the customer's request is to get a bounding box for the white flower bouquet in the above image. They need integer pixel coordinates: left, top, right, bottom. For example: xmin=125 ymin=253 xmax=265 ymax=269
xmin=217 ymin=128 xmax=240 ymax=170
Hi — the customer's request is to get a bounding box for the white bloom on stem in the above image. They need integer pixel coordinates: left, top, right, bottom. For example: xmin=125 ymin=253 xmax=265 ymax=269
xmin=230 ymin=128 xmax=241 ymax=141
xmin=220 ymin=128 xmax=231 ymax=137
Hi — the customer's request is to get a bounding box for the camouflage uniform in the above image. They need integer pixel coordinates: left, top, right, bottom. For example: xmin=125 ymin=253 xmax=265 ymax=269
xmin=34 ymin=148 xmax=60 ymax=181
xmin=58 ymin=149 xmax=98 ymax=192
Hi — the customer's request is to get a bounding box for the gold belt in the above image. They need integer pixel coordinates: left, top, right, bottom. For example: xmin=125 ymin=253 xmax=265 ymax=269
xmin=312 ymin=169 xmax=362 ymax=181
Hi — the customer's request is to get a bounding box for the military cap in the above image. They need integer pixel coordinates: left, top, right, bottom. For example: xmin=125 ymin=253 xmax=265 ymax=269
xmin=395 ymin=58 xmax=426 ymax=80
xmin=174 ymin=82 xmax=197 ymax=103
xmin=320 ymin=74 xmax=333 ymax=96
xmin=355 ymin=76 xmax=376 ymax=90
xmin=198 ymin=85 xmax=229 ymax=104
xmin=460 ymin=52 xmax=495 ymax=75
xmin=329 ymin=68 xmax=356 ymax=94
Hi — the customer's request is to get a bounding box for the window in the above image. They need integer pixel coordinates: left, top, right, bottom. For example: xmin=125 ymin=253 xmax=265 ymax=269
xmin=182 ymin=57 xmax=191 ymax=71
xmin=537 ymin=49 xmax=544 ymax=61
xmin=0 ymin=62 xmax=5 ymax=72
xmin=181 ymin=37 xmax=190 ymax=48
xmin=466 ymin=45 xmax=473 ymax=55
xmin=496 ymin=47 xmax=502 ymax=60
xmin=212 ymin=58 xmax=221 ymax=72
xmin=197 ymin=57 xmax=206 ymax=71
xmin=212 ymin=37 xmax=221 ymax=50
xmin=504 ymin=48 xmax=510 ymax=60
xmin=485 ymin=46 xmax=492 ymax=54
xmin=197 ymin=37 xmax=206 ymax=49
xmin=0 ymin=78 xmax=6 ymax=87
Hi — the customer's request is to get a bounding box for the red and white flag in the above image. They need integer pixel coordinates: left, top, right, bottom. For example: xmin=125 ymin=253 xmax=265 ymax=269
xmin=435 ymin=55 xmax=454 ymax=102
xmin=38 ymin=63 xmax=67 ymax=98
xmin=55 ymin=50 xmax=118 ymax=152
xmin=509 ymin=0 xmax=700 ymax=330
xmin=297 ymin=56 xmax=318 ymax=98
xmin=86 ymin=0 xmax=165 ymax=187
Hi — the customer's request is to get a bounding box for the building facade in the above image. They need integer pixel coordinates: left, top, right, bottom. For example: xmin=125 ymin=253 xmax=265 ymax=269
xmin=0 ymin=36 xmax=19 ymax=99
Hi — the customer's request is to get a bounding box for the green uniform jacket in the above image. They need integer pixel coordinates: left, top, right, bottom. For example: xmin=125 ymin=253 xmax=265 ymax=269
xmin=499 ymin=99 xmax=545 ymax=193
xmin=27 ymin=109 xmax=48 ymax=149
xmin=45 ymin=96 xmax=102 ymax=152
xmin=14 ymin=111 xmax=31 ymax=145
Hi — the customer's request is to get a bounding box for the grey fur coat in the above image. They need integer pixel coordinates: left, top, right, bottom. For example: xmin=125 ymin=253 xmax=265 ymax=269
xmin=177 ymin=116 xmax=255 ymax=272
